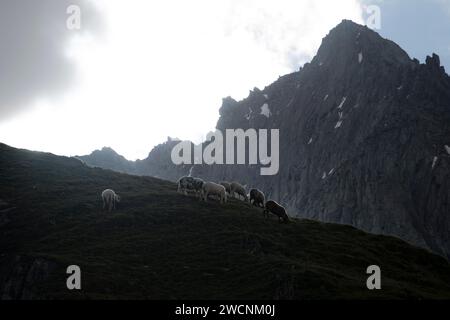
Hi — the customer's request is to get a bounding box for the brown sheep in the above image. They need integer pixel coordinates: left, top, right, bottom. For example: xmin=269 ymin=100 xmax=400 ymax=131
xmin=249 ymin=188 xmax=265 ymax=208
xmin=264 ymin=200 xmax=289 ymax=223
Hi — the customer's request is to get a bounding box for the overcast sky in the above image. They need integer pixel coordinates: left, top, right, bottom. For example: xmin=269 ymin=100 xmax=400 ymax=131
xmin=0 ymin=0 xmax=449 ymax=160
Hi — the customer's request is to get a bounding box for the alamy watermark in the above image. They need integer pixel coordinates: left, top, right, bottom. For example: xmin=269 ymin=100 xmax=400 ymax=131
xmin=66 ymin=4 xmax=81 ymax=30
xmin=366 ymin=265 xmax=381 ymax=290
xmin=66 ymin=265 xmax=81 ymax=290
xmin=171 ymin=129 xmax=280 ymax=176
xmin=363 ymin=4 xmax=381 ymax=30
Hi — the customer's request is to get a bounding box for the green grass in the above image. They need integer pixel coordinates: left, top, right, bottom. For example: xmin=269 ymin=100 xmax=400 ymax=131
xmin=1 ymin=143 xmax=450 ymax=300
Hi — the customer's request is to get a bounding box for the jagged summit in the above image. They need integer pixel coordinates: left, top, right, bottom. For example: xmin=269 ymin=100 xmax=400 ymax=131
xmin=312 ymin=20 xmax=413 ymax=75
xmin=218 ymin=20 xmax=447 ymax=120
xmin=98 ymin=146 xmax=120 ymax=154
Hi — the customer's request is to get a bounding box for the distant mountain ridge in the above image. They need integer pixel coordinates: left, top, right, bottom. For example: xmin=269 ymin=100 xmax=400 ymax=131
xmin=78 ymin=20 xmax=450 ymax=259
xmin=77 ymin=147 xmax=136 ymax=174
xmin=76 ymin=138 xmax=190 ymax=181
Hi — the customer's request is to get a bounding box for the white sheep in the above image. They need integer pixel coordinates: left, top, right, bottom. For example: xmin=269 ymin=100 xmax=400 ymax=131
xmin=230 ymin=182 xmax=248 ymax=202
xmin=101 ymin=189 xmax=120 ymax=212
xmin=202 ymin=182 xmax=227 ymax=204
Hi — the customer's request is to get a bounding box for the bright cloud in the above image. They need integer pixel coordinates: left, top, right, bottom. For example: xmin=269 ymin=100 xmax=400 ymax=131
xmin=0 ymin=0 xmax=364 ymax=160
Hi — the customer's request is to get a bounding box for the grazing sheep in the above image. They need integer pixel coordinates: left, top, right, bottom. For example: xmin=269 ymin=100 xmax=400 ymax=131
xmin=249 ymin=189 xmax=265 ymax=208
xmin=191 ymin=177 xmax=205 ymax=198
xmin=220 ymin=181 xmax=232 ymax=195
xmin=264 ymin=200 xmax=289 ymax=223
xmin=177 ymin=176 xmax=204 ymax=198
xmin=102 ymin=189 xmax=120 ymax=212
xmin=230 ymin=182 xmax=248 ymax=201
xmin=202 ymin=182 xmax=227 ymax=203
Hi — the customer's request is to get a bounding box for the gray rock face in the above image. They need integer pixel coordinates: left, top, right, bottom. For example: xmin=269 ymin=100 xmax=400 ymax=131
xmin=79 ymin=20 xmax=450 ymax=259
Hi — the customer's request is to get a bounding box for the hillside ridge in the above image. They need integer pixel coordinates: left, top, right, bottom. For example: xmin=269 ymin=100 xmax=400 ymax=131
xmin=1 ymin=142 xmax=450 ymax=299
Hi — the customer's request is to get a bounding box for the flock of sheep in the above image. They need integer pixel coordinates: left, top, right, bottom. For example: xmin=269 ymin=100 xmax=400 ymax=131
xmin=101 ymin=176 xmax=290 ymax=223
xmin=177 ymin=176 xmax=290 ymax=223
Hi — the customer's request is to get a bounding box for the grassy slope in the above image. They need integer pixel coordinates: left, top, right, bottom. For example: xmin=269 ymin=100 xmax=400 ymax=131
xmin=0 ymin=143 xmax=450 ymax=300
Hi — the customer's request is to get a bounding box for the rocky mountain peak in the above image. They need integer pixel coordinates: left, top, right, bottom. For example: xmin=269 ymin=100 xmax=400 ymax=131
xmin=99 ymin=147 xmax=120 ymax=155
xmin=313 ymin=19 xmax=412 ymax=72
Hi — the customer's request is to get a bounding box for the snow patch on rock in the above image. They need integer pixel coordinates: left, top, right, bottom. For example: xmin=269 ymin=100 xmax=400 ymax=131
xmin=432 ymin=156 xmax=438 ymax=169
xmin=335 ymin=120 xmax=343 ymax=129
xmin=337 ymin=97 xmax=347 ymax=109
xmin=445 ymin=145 xmax=450 ymax=155
xmin=260 ymin=103 xmax=271 ymax=118
xmin=335 ymin=111 xmax=344 ymax=129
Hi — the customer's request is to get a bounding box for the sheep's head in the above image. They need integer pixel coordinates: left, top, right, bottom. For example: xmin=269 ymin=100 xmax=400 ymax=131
xmin=115 ymin=195 xmax=121 ymax=202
